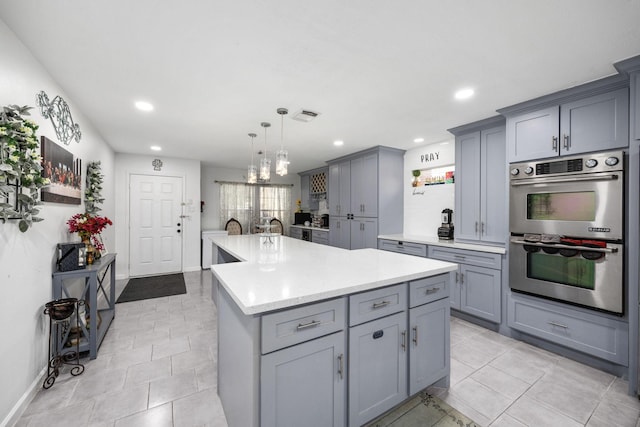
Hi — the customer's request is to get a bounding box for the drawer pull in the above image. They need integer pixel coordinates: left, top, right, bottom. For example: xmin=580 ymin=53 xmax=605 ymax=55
xmin=454 ymin=255 xmax=466 ymax=260
xmin=296 ymin=320 xmax=321 ymax=330
xmin=401 ymin=330 xmax=406 ymax=351
xmin=425 ymin=287 xmax=440 ymax=295
xmin=372 ymin=300 xmax=391 ymax=309
xmin=412 ymin=326 xmax=418 ymax=346
xmin=548 ymin=321 xmax=569 ymax=329
xmin=337 ymin=353 xmax=344 ymax=379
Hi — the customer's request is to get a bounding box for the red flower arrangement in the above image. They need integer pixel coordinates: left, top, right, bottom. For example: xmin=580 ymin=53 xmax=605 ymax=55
xmin=67 ymin=213 xmax=113 ymax=251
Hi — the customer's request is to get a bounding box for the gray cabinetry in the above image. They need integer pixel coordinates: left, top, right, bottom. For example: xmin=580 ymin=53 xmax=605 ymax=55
xmin=289 ymin=226 xmax=302 ymax=239
xmin=409 ymin=297 xmax=450 ymax=395
xmin=312 ymin=229 xmax=329 ymax=245
xmin=261 ymin=331 xmax=346 ymax=427
xmin=429 ymin=246 xmax=501 ymax=323
xmin=299 ymin=167 xmax=328 ymax=212
xmin=349 ymin=311 xmax=407 ymax=426
xmin=504 ymin=86 xmax=629 ymax=162
xmin=450 ymin=118 xmax=506 ymax=244
xmin=508 ymin=293 xmax=628 ymax=365
xmin=378 ymin=239 xmax=428 ymax=258
xmin=328 ymin=146 xmax=404 ymax=250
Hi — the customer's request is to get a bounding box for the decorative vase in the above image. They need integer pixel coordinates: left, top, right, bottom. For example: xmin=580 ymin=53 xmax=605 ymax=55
xmin=81 ymin=237 xmax=95 ymax=265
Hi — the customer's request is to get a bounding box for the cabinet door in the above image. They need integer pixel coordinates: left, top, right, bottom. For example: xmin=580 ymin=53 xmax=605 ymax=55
xmin=455 ymin=131 xmax=481 ymax=241
xmin=330 ymin=217 xmax=351 ymax=249
xmin=459 ymin=264 xmax=501 ymax=323
xmin=261 ymin=331 xmax=346 ymax=427
xmin=480 ymin=126 xmax=506 ymax=243
xmin=409 ymin=298 xmax=450 ymax=395
xmin=507 ymin=106 xmax=560 ymax=162
xmin=349 ymin=311 xmax=407 ymax=427
xmin=350 ymin=218 xmax=378 ymax=250
xmin=300 ymin=174 xmax=311 ymax=211
xmin=289 ymin=227 xmax=302 ymax=239
xmin=350 ymin=154 xmax=378 ymax=217
xmin=329 ymin=162 xmax=350 ymax=217
xmin=560 ymin=88 xmax=629 ymax=155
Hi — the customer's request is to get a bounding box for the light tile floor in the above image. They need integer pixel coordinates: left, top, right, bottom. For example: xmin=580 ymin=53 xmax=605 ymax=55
xmin=15 ymin=271 xmax=640 ymax=427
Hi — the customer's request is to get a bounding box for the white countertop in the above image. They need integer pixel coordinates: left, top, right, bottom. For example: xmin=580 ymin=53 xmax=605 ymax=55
xmin=290 ymin=224 xmax=329 ymax=231
xmin=378 ymin=234 xmax=507 ymax=255
xmin=210 ymin=234 xmax=457 ymax=315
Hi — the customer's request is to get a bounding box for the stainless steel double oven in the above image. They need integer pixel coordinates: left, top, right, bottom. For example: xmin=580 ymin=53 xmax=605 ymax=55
xmin=509 ymin=150 xmax=624 ymax=314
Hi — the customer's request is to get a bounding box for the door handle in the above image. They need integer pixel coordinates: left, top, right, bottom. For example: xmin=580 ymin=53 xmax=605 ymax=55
xmin=177 ymin=229 xmax=181 ymax=233
xmin=401 ymin=330 xmax=406 ymax=352
xmin=177 ymin=223 xmax=181 ymax=226
xmin=563 ymin=134 xmax=570 ymax=149
xmin=460 ymin=273 xmax=464 ymax=284
xmin=412 ymin=326 xmax=418 ymax=346
xmin=337 ymin=353 xmax=344 ymax=380
xmin=552 ymin=136 xmax=558 ymax=150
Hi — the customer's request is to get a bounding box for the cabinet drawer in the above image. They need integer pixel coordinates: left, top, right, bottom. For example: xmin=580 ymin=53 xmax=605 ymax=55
xmin=349 ymin=284 xmax=407 ymax=326
xmin=507 ymin=293 xmax=628 ymax=365
xmin=289 ymin=227 xmax=303 ymax=239
xmin=428 ymin=246 xmax=501 ymax=269
xmin=312 ymin=230 xmax=329 ymax=245
xmin=262 ymin=298 xmax=346 ymax=354
xmin=378 ymin=239 xmax=427 ymax=257
xmin=409 ymin=274 xmax=450 ymax=308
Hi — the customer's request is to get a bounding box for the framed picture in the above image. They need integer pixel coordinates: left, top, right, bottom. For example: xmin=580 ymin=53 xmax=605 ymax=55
xmin=40 ymin=136 xmax=82 ymax=204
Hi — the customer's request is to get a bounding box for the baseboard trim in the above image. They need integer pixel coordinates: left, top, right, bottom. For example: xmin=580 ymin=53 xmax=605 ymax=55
xmin=1 ymin=366 xmax=47 ymax=427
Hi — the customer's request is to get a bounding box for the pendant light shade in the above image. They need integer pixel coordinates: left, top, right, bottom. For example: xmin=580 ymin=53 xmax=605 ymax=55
xmin=260 ymin=122 xmax=271 ymax=181
xmin=247 ymin=133 xmax=257 ymax=184
xmin=276 ymin=108 xmax=289 ymax=176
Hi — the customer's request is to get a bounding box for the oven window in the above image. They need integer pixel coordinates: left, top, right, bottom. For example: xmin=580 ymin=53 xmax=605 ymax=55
xmin=527 ymin=191 xmax=596 ymax=221
xmin=527 ymin=252 xmax=596 ymax=290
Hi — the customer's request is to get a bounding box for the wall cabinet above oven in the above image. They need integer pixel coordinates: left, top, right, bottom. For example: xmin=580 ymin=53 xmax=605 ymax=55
xmin=498 ymin=76 xmax=629 ymax=163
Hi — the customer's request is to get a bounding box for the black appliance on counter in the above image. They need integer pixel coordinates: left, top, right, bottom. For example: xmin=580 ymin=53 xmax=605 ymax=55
xmin=294 ymin=212 xmax=312 ymax=225
xmin=320 ymin=214 xmax=329 ymax=228
xmin=437 ymin=208 xmax=454 ymax=240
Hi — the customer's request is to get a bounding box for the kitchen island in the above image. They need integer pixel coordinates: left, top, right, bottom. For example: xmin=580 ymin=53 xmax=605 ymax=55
xmin=210 ymin=234 xmax=458 ymax=427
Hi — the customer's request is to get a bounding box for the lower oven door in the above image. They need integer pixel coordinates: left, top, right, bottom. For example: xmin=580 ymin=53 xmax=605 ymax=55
xmin=509 ymin=239 xmax=623 ymax=314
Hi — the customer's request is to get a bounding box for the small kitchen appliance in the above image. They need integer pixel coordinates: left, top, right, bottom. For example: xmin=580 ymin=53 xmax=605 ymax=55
xmin=437 ymin=209 xmax=454 ymax=240
xmin=294 ymin=212 xmax=312 ymax=225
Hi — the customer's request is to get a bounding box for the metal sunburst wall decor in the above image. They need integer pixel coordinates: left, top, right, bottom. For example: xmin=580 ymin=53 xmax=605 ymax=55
xmin=36 ymin=90 xmax=82 ymax=145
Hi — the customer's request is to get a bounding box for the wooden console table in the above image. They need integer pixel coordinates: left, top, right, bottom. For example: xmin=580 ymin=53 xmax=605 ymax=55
xmin=52 ymin=253 xmax=116 ymax=359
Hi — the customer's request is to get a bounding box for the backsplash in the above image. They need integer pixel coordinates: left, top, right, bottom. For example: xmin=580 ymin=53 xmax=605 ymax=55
xmin=403 ymin=141 xmax=455 ymax=237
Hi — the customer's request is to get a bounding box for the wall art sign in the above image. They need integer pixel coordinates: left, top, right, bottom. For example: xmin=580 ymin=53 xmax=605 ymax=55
xmin=152 ymin=159 xmax=163 ymax=171
xmin=36 ymin=90 xmax=82 ymax=145
xmin=41 ymin=136 xmax=82 ymax=204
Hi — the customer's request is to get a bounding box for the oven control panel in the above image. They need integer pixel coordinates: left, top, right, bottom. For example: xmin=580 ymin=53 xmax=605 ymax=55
xmin=510 ymin=150 xmax=623 ymax=180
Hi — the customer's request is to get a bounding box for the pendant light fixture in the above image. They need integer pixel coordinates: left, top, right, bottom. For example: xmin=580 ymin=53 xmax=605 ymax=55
xmin=260 ymin=122 xmax=271 ymax=181
xmin=247 ymin=132 xmax=258 ymax=184
xmin=276 ymin=107 xmax=289 ymax=176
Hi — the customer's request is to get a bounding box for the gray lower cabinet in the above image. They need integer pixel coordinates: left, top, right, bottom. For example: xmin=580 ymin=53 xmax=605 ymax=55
xmin=312 ymin=229 xmax=330 ymax=245
xmin=289 ymin=226 xmax=302 ymax=239
xmin=409 ymin=297 xmax=450 ymax=395
xmin=377 ymin=239 xmax=428 ymax=257
xmin=508 ymin=292 xmax=628 ymax=365
xmin=349 ymin=311 xmax=408 ymax=426
xmin=330 ymin=217 xmax=378 ymax=249
xmin=429 ymin=246 xmax=502 ymax=323
xmin=261 ymin=331 xmax=346 ymax=427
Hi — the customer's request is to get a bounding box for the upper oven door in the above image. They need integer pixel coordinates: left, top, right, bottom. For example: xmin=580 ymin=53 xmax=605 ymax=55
xmin=510 ymin=170 xmax=623 ymax=240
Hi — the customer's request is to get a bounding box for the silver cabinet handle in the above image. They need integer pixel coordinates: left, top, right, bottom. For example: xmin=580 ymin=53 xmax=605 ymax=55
xmin=552 ymin=136 xmax=558 ymax=150
xmin=455 ymin=272 xmax=459 ymax=283
xmin=548 ymin=321 xmax=568 ymax=329
xmin=372 ymin=300 xmax=390 ymax=309
xmin=563 ymin=134 xmax=570 ymax=149
xmin=481 ymin=222 xmax=485 ymax=235
xmin=460 ymin=273 xmax=464 ymax=284
xmin=454 ymin=255 xmax=466 ymax=260
xmin=412 ymin=326 xmax=418 ymax=346
xmin=297 ymin=320 xmax=321 ymax=330
xmin=401 ymin=330 xmax=406 ymax=351
xmin=337 ymin=353 xmax=344 ymax=379
xmin=425 ymin=287 xmax=440 ymax=295
xmin=475 ymin=222 xmax=478 ymax=233
xmin=337 ymin=221 xmax=340 ymax=229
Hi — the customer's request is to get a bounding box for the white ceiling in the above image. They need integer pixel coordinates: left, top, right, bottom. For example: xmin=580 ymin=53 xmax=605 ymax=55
xmin=1 ymin=1 xmax=639 ymax=173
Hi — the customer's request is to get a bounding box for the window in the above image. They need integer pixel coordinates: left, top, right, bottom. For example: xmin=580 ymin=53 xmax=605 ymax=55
xmin=219 ymin=183 xmax=292 ymax=235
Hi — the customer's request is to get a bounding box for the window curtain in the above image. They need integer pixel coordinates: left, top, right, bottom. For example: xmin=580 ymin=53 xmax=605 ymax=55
xmin=219 ymin=183 xmax=256 ymax=234
xmin=219 ymin=183 xmax=292 ymax=235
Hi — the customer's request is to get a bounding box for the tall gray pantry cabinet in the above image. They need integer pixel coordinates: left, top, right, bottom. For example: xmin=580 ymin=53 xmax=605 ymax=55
xmin=328 ymin=146 xmax=404 ymax=250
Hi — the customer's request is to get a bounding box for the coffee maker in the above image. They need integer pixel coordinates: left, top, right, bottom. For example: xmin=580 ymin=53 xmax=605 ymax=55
xmin=437 ymin=208 xmax=454 ymax=240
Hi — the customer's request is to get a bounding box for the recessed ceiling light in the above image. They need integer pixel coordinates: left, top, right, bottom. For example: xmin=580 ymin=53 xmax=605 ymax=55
xmin=135 ymin=101 xmax=154 ymax=111
xmin=333 ymin=140 xmax=344 ymax=146
xmin=454 ymin=88 xmax=475 ymax=100
xmin=150 ymin=145 xmax=162 ymax=151
xmin=413 ymin=138 xmax=424 ymax=143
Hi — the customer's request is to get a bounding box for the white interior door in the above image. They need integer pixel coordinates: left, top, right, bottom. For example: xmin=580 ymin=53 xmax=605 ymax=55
xmin=129 ymin=174 xmax=183 ymax=277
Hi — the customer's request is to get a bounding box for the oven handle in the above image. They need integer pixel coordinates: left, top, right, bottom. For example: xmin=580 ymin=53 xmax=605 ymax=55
xmin=510 ymin=173 xmax=619 ymax=186
xmin=510 ymin=239 xmax=618 ymax=253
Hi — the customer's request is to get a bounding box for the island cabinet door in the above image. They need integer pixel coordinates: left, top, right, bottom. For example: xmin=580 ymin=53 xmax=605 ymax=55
xmin=261 ymin=331 xmax=346 ymax=427
xmin=349 ymin=311 xmax=408 ymax=427
xmin=409 ymin=297 xmax=450 ymax=395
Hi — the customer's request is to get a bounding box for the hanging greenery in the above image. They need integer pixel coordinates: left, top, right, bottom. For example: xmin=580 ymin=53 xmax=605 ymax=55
xmin=84 ymin=161 xmax=104 ymax=214
xmin=0 ymin=105 xmax=49 ymax=232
